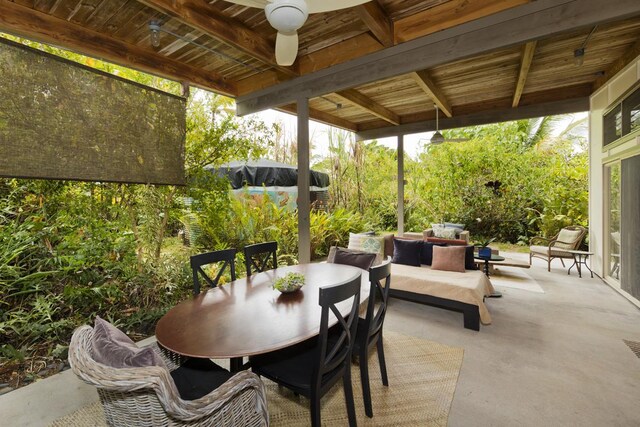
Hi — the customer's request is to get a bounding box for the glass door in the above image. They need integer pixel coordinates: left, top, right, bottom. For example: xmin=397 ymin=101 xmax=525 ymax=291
xmin=605 ymin=163 xmax=621 ymax=285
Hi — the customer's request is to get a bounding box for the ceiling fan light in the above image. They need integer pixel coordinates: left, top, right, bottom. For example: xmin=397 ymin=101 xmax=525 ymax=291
xmin=266 ymin=0 xmax=309 ymax=33
xmin=431 ymin=131 xmax=445 ymax=145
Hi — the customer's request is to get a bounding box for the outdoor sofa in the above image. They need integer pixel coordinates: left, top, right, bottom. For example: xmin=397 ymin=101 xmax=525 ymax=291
xmin=337 ymin=232 xmax=494 ymax=331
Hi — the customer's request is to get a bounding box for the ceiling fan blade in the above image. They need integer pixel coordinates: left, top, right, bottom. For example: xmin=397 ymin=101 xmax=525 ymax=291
xmin=275 ymin=31 xmax=299 ymax=66
xmin=222 ymin=0 xmax=269 ymax=9
xmin=307 ymin=0 xmax=371 ymax=14
xmin=445 ymin=138 xmax=470 ymax=142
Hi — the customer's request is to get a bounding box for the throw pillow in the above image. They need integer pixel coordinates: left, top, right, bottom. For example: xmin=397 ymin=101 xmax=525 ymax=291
xmin=420 ymin=242 xmax=446 ymax=265
xmin=431 ymin=245 xmax=466 ymax=273
xmin=92 ymin=316 xmax=166 ymax=369
xmin=348 ymin=232 xmax=385 ymax=262
xmin=444 ymin=222 xmax=465 ymax=231
xmin=333 ymin=247 xmax=377 ymax=270
xmin=555 ymin=228 xmax=583 ymax=249
xmin=391 ymin=239 xmax=422 ymax=267
xmin=433 ymin=227 xmax=458 ymax=239
xmin=464 ymin=245 xmax=477 ymax=270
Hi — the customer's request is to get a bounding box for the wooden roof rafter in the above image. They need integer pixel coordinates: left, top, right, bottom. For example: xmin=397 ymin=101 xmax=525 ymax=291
xmin=236 ymin=0 xmax=640 ymax=117
xmin=355 ymin=84 xmax=593 ymax=140
xmin=0 ymin=0 xmax=236 ymax=96
xmin=512 ymin=41 xmax=538 ymax=107
xmin=334 ymin=89 xmax=400 ymax=125
xmin=594 ymin=36 xmax=640 ymax=90
xmin=137 ymin=0 xmax=299 ymax=78
xmin=356 ymin=1 xmax=393 ymax=48
xmin=412 ymin=70 xmax=453 ymax=118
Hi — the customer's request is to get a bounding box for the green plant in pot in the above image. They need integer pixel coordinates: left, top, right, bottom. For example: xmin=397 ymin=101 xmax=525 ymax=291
xmin=272 ymin=272 xmax=305 ymax=293
xmin=475 ymin=237 xmax=496 ymax=258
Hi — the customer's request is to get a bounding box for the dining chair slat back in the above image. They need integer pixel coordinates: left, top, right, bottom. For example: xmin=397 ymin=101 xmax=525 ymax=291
xmin=250 ymin=273 xmax=361 ymax=427
xmin=355 ymin=258 xmax=392 ymax=418
xmin=190 ymin=249 xmax=237 ymax=295
xmin=244 ymin=241 xmax=277 ymax=277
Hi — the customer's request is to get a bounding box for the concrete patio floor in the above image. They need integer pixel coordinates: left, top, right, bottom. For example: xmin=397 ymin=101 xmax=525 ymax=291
xmin=1 ymin=252 xmax=639 ymax=426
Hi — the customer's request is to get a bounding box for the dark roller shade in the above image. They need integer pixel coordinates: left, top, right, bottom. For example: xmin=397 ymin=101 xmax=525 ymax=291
xmin=208 ymin=159 xmax=330 ymax=189
xmin=0 ymin=38 xmax=186 ymax=185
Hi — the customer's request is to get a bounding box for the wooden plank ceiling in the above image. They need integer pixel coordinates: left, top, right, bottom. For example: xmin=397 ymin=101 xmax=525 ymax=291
xmin=1 ymin=0 xmax=640 ymax=136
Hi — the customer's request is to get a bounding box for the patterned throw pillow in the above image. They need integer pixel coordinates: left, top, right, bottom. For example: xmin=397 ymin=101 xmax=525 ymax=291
xmin=433 ymin=227 xmax=458 ymax=240
xmin=348 ymin=233 xmax=385 ymax=261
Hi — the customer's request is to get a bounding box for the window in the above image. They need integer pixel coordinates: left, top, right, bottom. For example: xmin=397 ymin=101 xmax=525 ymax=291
xmin=604 ymin=85 xmax=640 ymax=147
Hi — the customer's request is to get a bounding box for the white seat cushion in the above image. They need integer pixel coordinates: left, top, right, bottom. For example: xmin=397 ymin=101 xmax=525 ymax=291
xmin=530 ymin=245 xmax=573 ymax=258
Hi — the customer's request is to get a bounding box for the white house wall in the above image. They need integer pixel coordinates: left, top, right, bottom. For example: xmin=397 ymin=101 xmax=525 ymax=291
xmin=589 ymin=54 xmax=640 ymax=306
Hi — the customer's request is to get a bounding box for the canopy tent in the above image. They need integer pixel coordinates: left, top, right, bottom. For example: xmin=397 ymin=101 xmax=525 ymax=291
xmin=209 ymin=159 xmax=329 ymax=191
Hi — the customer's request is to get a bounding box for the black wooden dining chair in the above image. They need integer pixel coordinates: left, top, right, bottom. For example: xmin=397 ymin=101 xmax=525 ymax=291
xmin=244 ymin=241 xmax=277 ymax=276
xmin=250 ymin=275 xmax=361 ymax=427
xmin=190 ymin=249 xmax=237 ymax=295
xmin=354 ymin=258 xmax=392 ymax=418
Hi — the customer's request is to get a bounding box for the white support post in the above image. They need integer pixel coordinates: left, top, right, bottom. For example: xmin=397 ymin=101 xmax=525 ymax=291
xmin=297 ymin=97 xmax=311 ymax=263
xmin=397 ymin=134 xmax=405 ymax=237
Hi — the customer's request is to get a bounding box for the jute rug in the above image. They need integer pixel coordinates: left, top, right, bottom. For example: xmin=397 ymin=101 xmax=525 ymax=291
xmin=51 ymin=331 xmax=463 ymax=426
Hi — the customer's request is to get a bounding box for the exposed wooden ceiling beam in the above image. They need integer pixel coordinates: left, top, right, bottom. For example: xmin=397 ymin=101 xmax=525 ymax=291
xmin=593 ymin=37 xmax=640 ymax=90
xmin=137 ymin=0 xmax=297 ymax=78
xmin=237 ymin=0 xmax=640 ymax=115
xmin=356 ymin=96 xmax=589 ymax=141
xmin=512 ymin=41 xmax=537 ymax=107
xmin=357 ymin=83 xmax=593 ymax=135
xmin=334 ymin=89 xmax=400 ymax=125
xmin=0 ymin=0 xmax=236 ymax=96
xmin=278 ymin=104 xmax=358 ymax=132
xmin=355 ymin=1 xmax=393 ymax=48
xmin=394 ymin=0 xmax=530 ymax=44
xmin=412 ymin=70 xmax=453 ymax=118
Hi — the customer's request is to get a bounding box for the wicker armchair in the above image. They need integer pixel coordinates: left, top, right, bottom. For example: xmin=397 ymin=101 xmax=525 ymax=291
xmin=529 ymin=225 xmax=587 ymax=272
xmin=69 ymin=325 xmax=269 ymax=427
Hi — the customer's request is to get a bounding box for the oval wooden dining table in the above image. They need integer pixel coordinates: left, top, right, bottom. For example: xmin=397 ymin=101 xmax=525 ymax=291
xmin=155 ymin=263 xmax=369 ymax=368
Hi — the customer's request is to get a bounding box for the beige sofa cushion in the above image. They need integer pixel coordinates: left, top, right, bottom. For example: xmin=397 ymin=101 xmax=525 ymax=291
xmin=390 ymin=264 xmax=495 ymax=324
xmin=530 ymin=245 xmax=573 ymax=258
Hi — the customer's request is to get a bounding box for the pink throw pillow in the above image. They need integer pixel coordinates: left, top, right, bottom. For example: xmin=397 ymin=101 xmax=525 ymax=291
xmin=431 ymin=245 xmax=466 ymax=273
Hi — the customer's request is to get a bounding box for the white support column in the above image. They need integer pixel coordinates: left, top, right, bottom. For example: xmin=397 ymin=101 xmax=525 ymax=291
xmin=297 ymin=97 xmax=311 ymax=263
xmin=397 ymin=134 xmax=405 ymax=236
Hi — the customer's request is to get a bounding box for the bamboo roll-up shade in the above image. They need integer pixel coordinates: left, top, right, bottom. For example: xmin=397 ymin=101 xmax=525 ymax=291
xmin=0 ymin=38 xmax=186 ymax=185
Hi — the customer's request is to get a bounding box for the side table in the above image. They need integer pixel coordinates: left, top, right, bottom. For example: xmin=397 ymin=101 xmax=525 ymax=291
xmin=566 ymin=250 xmax=594 ymax=278
xmin=474 ymin=254 xmax=505 ymax=298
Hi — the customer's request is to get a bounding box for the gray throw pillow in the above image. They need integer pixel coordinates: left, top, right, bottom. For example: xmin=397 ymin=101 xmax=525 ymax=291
xmin=333 ymin=247 xmax=377 ymax=270
xmin=92 ymin=316 xmax=166 ymax=369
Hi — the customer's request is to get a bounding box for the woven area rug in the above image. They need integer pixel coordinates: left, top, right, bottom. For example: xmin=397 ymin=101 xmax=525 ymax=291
xmin=51 ymin=331 xmax=463 ymax=426
xmin=489 ymin=268 xmax=545 ymax=294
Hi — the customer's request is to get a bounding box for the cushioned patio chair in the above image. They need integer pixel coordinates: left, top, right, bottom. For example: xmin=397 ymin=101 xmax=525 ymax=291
xmin=529 ymin=225 xmax=587 ymax=272
xmin=69 ymin=325 xmax=269 ymax=427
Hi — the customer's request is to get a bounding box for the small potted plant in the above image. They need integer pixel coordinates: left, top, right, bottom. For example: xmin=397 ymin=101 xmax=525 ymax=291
xmin=475 ymin=237 xmax=496 ymax=258
xmin=272 ymin=272 xmax=306 ymax=293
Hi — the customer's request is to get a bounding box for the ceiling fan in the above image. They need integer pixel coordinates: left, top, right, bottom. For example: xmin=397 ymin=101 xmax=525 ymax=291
xmin=429 ymin=104 xmax=469 ymax=145
xmin=224 ymin=0 xmax=372 ymax=66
